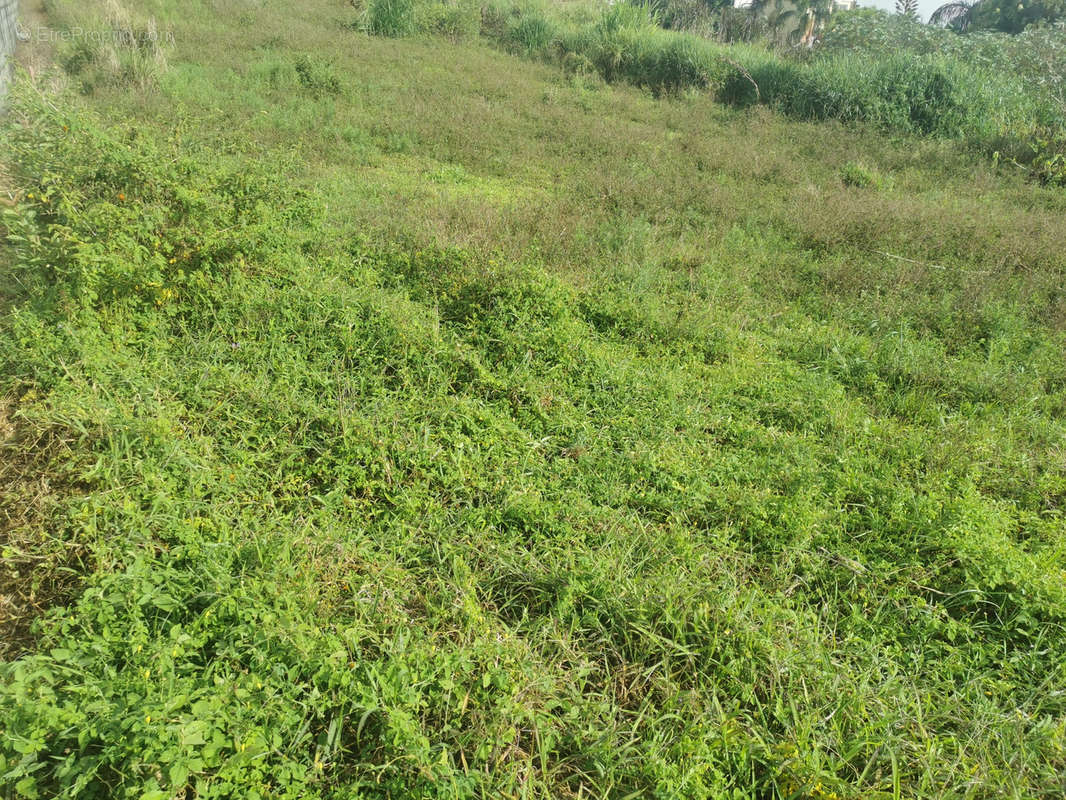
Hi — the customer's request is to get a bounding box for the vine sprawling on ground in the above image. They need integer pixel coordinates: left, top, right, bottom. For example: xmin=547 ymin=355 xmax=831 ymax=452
xmin=2 ymin=1 xmax=1066 ymax=798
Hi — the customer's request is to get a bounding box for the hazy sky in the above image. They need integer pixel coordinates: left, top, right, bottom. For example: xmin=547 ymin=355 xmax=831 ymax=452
xmin=859 ymin=0 xmax=945 ymax=23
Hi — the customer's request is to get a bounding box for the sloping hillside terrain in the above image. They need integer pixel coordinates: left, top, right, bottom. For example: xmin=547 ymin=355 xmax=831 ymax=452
xmin=1 ymin=1 xmax=1065 ymax=797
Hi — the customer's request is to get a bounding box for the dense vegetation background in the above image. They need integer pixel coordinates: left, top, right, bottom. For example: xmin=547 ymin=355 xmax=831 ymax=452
xmin=1 ymin=0 xmax=1065 ymax=798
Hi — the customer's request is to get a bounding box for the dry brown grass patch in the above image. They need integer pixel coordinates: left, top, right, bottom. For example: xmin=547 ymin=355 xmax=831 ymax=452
xmin=0 ymin=399 xmax=89 ymax=659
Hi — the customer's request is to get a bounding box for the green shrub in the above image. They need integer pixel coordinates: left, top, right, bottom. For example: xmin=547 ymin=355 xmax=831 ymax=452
xmin=507 ymin=11 xmax=557 ymax=55
xmin=839 ymin=161 xmax=886 ymax=189
xmin=821 ymin=10 xmax=1066 ymax=108
xmin=550 ymin=2 xmax=723 ymax=92
xmin=0 ymin=88 xmax=313 ymax=310
xmin=414 ymin=0 xmax=481 ymax=39
xmin=560 ymin=49 xmax=597 ymax=77
xmin=1029 ymin=135 xmax=1066 ymax=185
xmin=294 ymin=54 xmax=342 ymax=95
xmin=719 ymin=48 xmax=1061 ymax=157
xmin=655 ymin=0 xmax=720 ymax=34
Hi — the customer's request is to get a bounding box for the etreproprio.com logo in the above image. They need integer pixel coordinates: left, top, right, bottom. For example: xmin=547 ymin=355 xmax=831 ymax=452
xmin=15 ymin=21 xmax=176 ymax=45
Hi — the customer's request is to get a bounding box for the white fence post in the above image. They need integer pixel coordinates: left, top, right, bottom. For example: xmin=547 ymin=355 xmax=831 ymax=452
xmin=0 ymin=0 xmax=19 ymax=103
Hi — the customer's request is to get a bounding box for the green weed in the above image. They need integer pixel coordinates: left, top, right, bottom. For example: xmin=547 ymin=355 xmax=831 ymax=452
xmin=294 ymin=55 xmax=342 ymax=96
xmin=2 ymin=4 xmax=1066 ymax=798
xmin=507 ymin=11 xmax=557 ymax=55
xmin=414 ymin=0 xmax=482 ymax=40
xmin=366 ymin=0 xmax=417 ymax=37
xmin=839 ymin=161 xmax=888 ymax=189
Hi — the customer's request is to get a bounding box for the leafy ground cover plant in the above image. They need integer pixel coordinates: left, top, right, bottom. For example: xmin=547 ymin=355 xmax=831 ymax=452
xmin=2 ymin=2 xmax=1066 ymax=797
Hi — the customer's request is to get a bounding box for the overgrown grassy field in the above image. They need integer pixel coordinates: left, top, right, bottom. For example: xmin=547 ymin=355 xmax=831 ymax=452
xmin=486 ymin=2 xmax=1066 ymax=175
xmin=2 ymin=1 xmax=1066 ymax=798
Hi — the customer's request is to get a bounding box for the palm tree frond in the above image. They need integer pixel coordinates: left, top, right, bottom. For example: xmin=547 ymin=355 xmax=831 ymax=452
xmin=929 ymin=0 xmax=976 ymax=29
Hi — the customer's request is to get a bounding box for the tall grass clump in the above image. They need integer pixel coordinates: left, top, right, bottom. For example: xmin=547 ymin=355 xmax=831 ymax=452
xmin=413 ymin=0 xmax=482 ymax=40
xmin=839 ymin=160 xmax=888 ymax=189
xmin=364 ymin=0 xmax=417 ymax=37
xmin=499 ymin=1 xmax=728 ymax=93
xmin=44 ymin=0 xmax=171 ymax=92
xmin=506 ymin=9 xmax=558 ymax=55
xmin=822 ymin=10 xmax=1066 ymax=107
xmin=719 ymin=49 xmax=1064 ymax=159
xmin=360 ymin=0 xmax=480 ymax=40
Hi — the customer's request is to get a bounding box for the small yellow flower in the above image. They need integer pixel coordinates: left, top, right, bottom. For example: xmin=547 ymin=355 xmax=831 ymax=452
xmin=146 ymin=715 xmax=152 ymax=724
